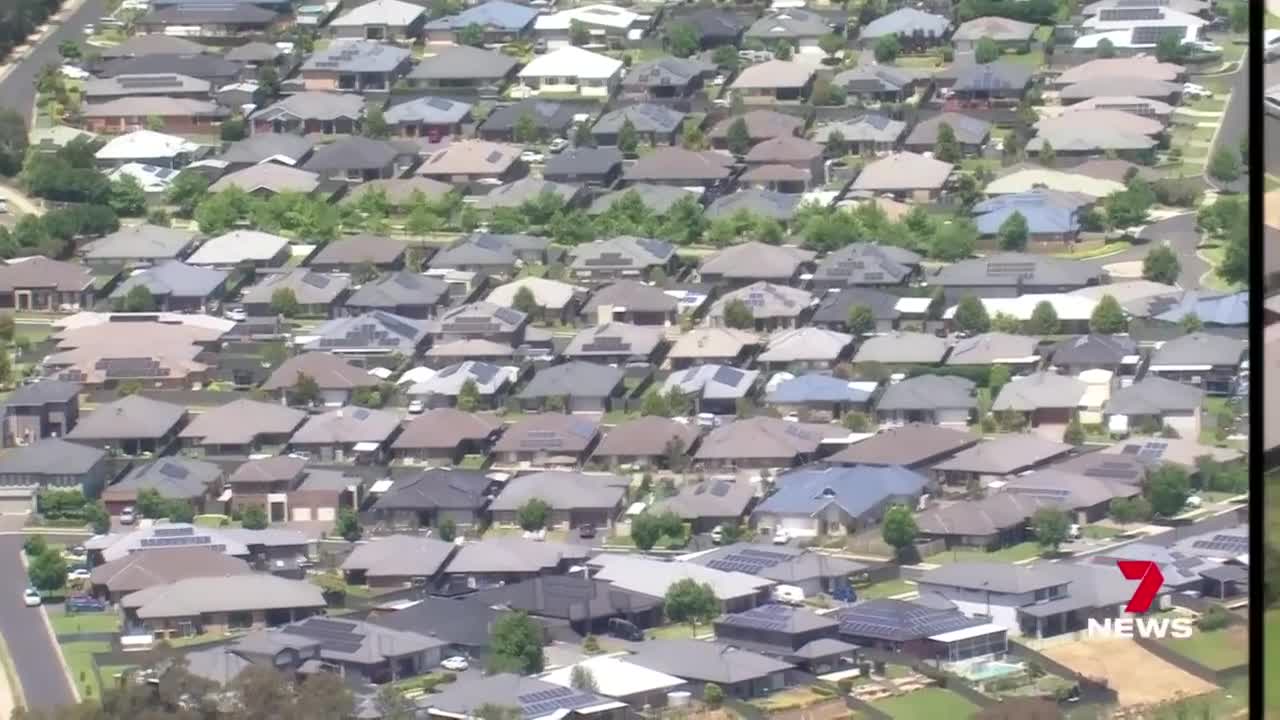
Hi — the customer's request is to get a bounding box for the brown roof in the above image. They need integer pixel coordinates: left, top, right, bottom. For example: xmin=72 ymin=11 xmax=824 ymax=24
xmin=262 ymin=352 xmax=380 ymax=391
xmin=308 ymin=234 xmax=407 ymax=266
xmin=178 ymin=399 xmax=308 ymax=446
xmin=730 ymin=59 xmax=815 ymax=90
xmin=709 ymin=110 xmax=803 ymax=141
xmin=593 ymin=416 xmax=698 ymax=458
xmin=391 ymin=408 xmax=502 ymax=450
xmin=826 ymin=424 xmax=979 ymax=467
xmin=744 ymin=135 xmax=822 ymax=164
xmin=492 ymin=414 xmax=600 ymax=454
xmin=0 ymin=256 xmax=94 ymax=293
xmin=90 ymin=547 xmax=252 ymax=595
xmin=227 ymin=455 xmax=307 ymax=485
xmin=418 ymin=139 xmax=520 ymax=177
xmin=624 ymin=147 xmax=734 ymax=183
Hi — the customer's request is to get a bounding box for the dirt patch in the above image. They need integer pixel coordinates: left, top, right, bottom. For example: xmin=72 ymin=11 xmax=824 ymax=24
xmin=768 ymin=698 xmax=850 ymax=720
xmin=1041 ymin=636 xmax=1219 ymax=707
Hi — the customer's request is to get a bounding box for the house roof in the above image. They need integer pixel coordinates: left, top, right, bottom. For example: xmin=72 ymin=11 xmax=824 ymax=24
xmin=302 ymin=40 xmax=410 ymax=74
xmin=0 ymin=438 xmax=105 ymax=476
xmin=102 ymin=457 xmax=221 ymax=503
xmin=534 ymin=3 xmax=642 ymax=29
xmin=251 ymin=92 xmax=365 ymax=123
xmin=520 ymin=46 xmax=623 ymax=81
xmin=852 ymin=152 xmax=953 ymax=192
xmin=587 ymin=184 xmax=698 ymax=215
xmin=301 ymin=311 xmax=432 ymax=353
xmin=445 ymin=537 xmax=591 ymax=575
xmin=662 ymin=363 xmax=759 ymax=400
xmin=708 ymin=281 xmax=812 ymax=321
xmin=582 ymin=280 xmax=677 ymax=315
xmin=391 ymin=411 xmax=501 ymax=451
xmin=367 ymin=595 xmax=506 ymax=648
xmin=425 ymin=338 xmax=517 ymax=360
xmin=345 ymin=272 xmax=448 ymax=310
xmin=5 ymin=379 xmax=81 ymax=407
xmin=227 ymin=456 xmax=305 ymax=485
xmin=667 ymin=327 xmax=759 ymax=360
xmin=766 ymin=373 xmax=873 ymax=405
xmin=704 ymin=189 xmax=801 ymax=222
xmin=949 ymin=62 xmax=1033 ymax=94
xmin=625 ymin=639 xmax=794 ymax=684
xmin=439 ymin=300 xmax=526 ymax=335
xmin=1149 ymin=332 xmax=1245 ymax=367
xmin=569 ymin=235 xmax=675 ymax=271
xmin=1056 ymin=56 xmax=1183 ymax=85
xmin=623 ymin=147 xmax=734 ymax=183
xmin=946 ymin=332 xmax=1041 ymax=365
xmin=934 ymin=434 xmax=1074 ymax=475
xmin=853 ymin=331 xmax=949 ymax=364
xmin=481 ymin=99 xmax=581 ymax=134
xmin=701 ymin=242 xmax=814 ymax=281
xmin=344 ymin=177 xmax=453 ymax=206
xmin=1098 ymin=434 xmax=1242 ymax=469
xmin=138 ymin=4 xmax=279 ymax=24
xmin=82 ymin=224 xmax=196 ymax=262
xmin=905 ymin=112 xmax=992 ymax=146
xmin=330 ymin=0 xmax=424 ymax=27
xmin=385 ymin=96 xmax=473 ymax=125
xmin=304 ymin=136 xmax=405 ymax=173
xmin=89 ymin=547 xmax=252 ymax=595
xmin=709 ymin=110 xmax=803 ymax=141
xmin=492 ymin=414 xmax=602 ymax=455
xmin=487 ymin=276 xmax=582 ymax=311
xmin=99 ymin=34 xmax=207 ymax=58
xmin=544 ymin=146 xmax=624 ymax=177
xmin=992 ymin=371 xmax=1088 ymax=411
xmin=986 ymin=167 xmax=1125 ymax=198
xmin=952 ymin=15 xmax=1037 ymax=41
xmin=973 ymin=189 xmax=1090 ymax=236
xmin=96 ymin=128 xmax=201 ymax=161
xmin=262 ymin=351 xmax=379 ymax=391
xmin=179 ymin=399 xmax=307 ymax=447
xmin=593 ymin=103 xmax=686 ymax=134
xmin=409 ymin=44 xmax=518 ymax=80
xmin=813 ymin=243 xmax=920 ymax=287
xmin=593 ymin=416 xmax=698 ymax=459
xmin=422 ymin=673 xmax=621 ymax=720
xmin=99 ymin=52 xmax=242 ymax=82
xmin=623 ymin=56 xmax=715 ymax=88
xmin=921 ymin=562 xmax=1069 ymax=595
xmin=474 ymin=575 xmax=661 ymax=622
xmin=87 ymin=523 xmax=306 ymax=562
xmin=860 ymin=7 xmax=950 ymax=37
xmin=827 ymin=424 xmax=978 ymax=466
xmin=341 ymin=534 xmax=456 ymax=578
xmin=833 ymin=64 xmax=919 ymax=93
xmin=209 ymin=163 xmax=321 ymax=195
xmin=746 ymin=8 xmax=832 ymax=38
xmin=732 ymin=60 xmax=816 ymax=91
xmin=1059 ymin=77 xmax=1182 ymax=101
xmin=1151 ymin=291 xmax=1248 ymax=326
xmin=67 ymin=395 xmax=185 ymax=441
xmin=757 ymin=326 xmax=854 ymax=363
xmin=540 ymin=656 xmax=685 ymax=699
xmin=488 ymin=470 xmax=627 ymax=511
xmin=84 ymin=72 xmax=211 ymax=99
xmin=916 ymin=492 xmax=1051 ymax=537
xmin=242 ymin=269 xmax=350 ymax=307
xmin=745 ymin=135 xmax=823 ymax=164
xmin=589 ymin=554 xmax=776 ymax=601
xmin=876 ymin=374 xmax=977 ymax=412
xmin=932 ymin=252 xmax=1103 ymax=289
xmin=0 ymin=256 xmax=93 ymax=293
xmin=1003 ymin=467 xmax=1140 ymax=509
xmin=187 ymin=230 xmax=290 ymax=266
xmin=1106 ymin=376 xmax=1205 ymax=415
xmin=756 ymin=463 xmax=925 ymax=519
xmin=424 ymin=0 xmax=535 ymax=30
xmin=813 ymin=113 xmax=906 ymax=144
xmin=432 ymin=232 xmax=548 ymax=268
xmin=289 ymin=406 xmax=401 ymax=445
xmin=309 ymin=234 xmax=406 ymax=267
xmin=224 ymin=40 xmax=284 ymax=63
xmin=517 ymin=361 xmax=622 ymax=399
xmin=122 ymin=574 xmax=325 ymax=619
xmin=419 ymin=139 xmax=521 ymax=177
xmin=690 ymin=543 xmax=867 ymax=584
xmin=695 ymin=417 xmax=844 ymax=462
xmin=408 ymin=361 xmax=512 ymax=397
xmin=471 ymin=177 xmax=580 ymax=210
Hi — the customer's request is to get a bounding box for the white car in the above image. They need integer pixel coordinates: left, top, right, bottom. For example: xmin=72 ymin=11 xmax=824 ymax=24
xmin=548 ymin=138 xmax=569 ymax=153
xmin=119 ymin=506 xmax=136 ymax=525
xmin=709 ymin=525 xmax=724 ymax=544
xmin=407 ymin=399 xmax=425 ymax=414
xmin=82 ymin=24 xmax=94 ymax=35
xmin=772 ymin=528 xmax=789 ymax=545
xmin=441 ymin=656 xmax=470 ymax=671
xmin=23 ymin=588 xmax=41 ymax=607
xmin=68 ymin=568 xmax=91 ymax=581
xmin=224 ymin=307 xmax=247 ymax=322
xmin=60 ymin=65 xmax=89 ymax=80
xmin=1182 ymin=82 xmax=1213 ymax=99
xmin=1187 ymin=40 xmax=1222 ymax=54
xmin=519 ymin=150 xmax=545 ymax=164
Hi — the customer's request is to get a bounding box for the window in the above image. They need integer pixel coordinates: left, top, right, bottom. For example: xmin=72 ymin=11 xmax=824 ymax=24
xmin=228 ymin=611 xmax=254 ymax=629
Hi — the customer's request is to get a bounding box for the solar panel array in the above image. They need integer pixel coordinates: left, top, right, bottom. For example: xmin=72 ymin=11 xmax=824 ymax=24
xmin=96 ymin=357 xmax=169 ymax=378
xmin=521 ymin=429 xmax=564 ymax=449
xmin=719 ymin=602 xmax=796 ymax=632
xmin=1131 ymin=26 xmax=1185 ymax=44
xmin=118 ymin=75 xmax=185 ymax=89
xmin=705 ymin=547 xmax=794 ymax=575
xmin=580 ymin=335 xmax=631 ymax=353
xmin=1191 ymin=534 xmax=1248 ymax=554
xmin=584 ymin=251 xmax=627 ymax=267
xmin=1099 ymin=6 xmax=1162 ymax=19
xmin=287 ymin=617 xmax=365 ymax=655
xmin=986 ymin=261 xmax=1036 ymax=278
xmin=1082 ymin=460 xmax=1142 ymax=481
xmin=140 ymin=534 xmax=214 ymax=549
xmin=519 ymin=686 xmax=603 ymax=718
xmin=712 ymin=366 xmax=744 ymax=387
xmin=301 ymin=273 xmax=332 ymax=289
xmin=158 ymin=462 xmax=190 ymax=479
xmin=837 ymin=602 xmax=980 ymax=641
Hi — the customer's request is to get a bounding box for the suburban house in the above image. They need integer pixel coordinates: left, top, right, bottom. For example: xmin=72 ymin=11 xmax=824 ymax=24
xmin=851 ymin=331 xmax=950 ymax=365
xmin=1146 ymin=332 xmax=1246 ymax=395
xmin=101 ymin=457 xmax=223 ymax=515
xmin=752 ymin=464 xmax=927 ymax=538
xmin=850 ymin=152 xmax=953 ymax=202
xmin=261 ymin=352 xmax=380 ymax=407
xmin=945 ymin=333 xmax=1041 ymax=372
xmin=623 ymin=147 xmax=735 ymax=188
xmin=666 ymin=327 xmax=760 ymax=369
xmin=299 ymin=40 xmax=412 ymax=93
xmin=186 ymin=230 xmax=291 ymax=269
xmin=991 ymin=371 xmax=1089 ymax=429
xmin=705 ymin=189 xmax=801 ymax=225
xmin=241 ymin=270 xmax=351 ymax=318
xmin=436 ymin=301 xmax=528 ymax=346
xmin=539 ymin=656 xmax=686 ymax=707
xmin=832 ymin=65 xmax=921 ymax=103
xmin=688 ymin=544 xmax=867 ymax=598
xmin=475 ymin=575 xmax=663 ymax=634
xmin=742 ymin=136 xmax=825 ymax=192
xmin=207 ymin=164 xmax=323 ymax=197
xmin=944 ymin=63 xmax=1034 ymax=104
xmin=417 ymin=140 xmax=523 ymax=186
xmin=81 ymin=224 xmax=198 ymax=270
xmin=488 ymin=471 xmax=628 ymax=530
xmin=423 ymin=1 xmax=536 ymax=44
xmin=0 ymin=439 xmax=110 ymax=514
xmin=404 ymin=361 xmax=514 ymax=410
xmin=713 ymin=604 xmax=854 ymax=673
xmin=222 ymin=618 xmax=447 ymax=684
xmin=368 ymin=467 xmax=495 ymax=530
xmin=226 ymin=455 xmax=363 ymax=523
xmin=66 ymin=395 xmax=187 ymax=456
xmin=533 ymin=3 xmax=649 ymax=48
xmin=543 ymin=147 xmax=625 ymax=187
xmin=2 ymin=380 xmax=81 ymax=447
xmin=1104 ymin=376 xmax=1205 ymax=438
xmin=685 ymin=8 xmax=746 ymax=47
xmin=763 ymin=373 xmax=873 ymax=421
xmin=302 ymin=136 xmax=418 ymax=183
xmin=422 ymin=673 xmax=624 ymax=720
xmin=478 ymin=99 xmax=581 ymax=143
xmin=730 ymin=60 xmax=816 ymax=103
xmin=694 ymin=417 xmax=847 ymax=470
xmin=250 ymin=92 xmax=366 ymax=136
xmin=384 ymin=96 xmax=474 ymax=139
xmin=932 ymin=435 xmax=1075 ymax=486
xmin=430 ymin=232 xmax=550 ymax=277
xmin=813 ymin=114 xmax=907 ymax=153
xmin=705 ymin=282 xmax=814 ymax=332
xmin=178 ymin=399 xmax=307 ymax=457
xmin=755 ymin=327 xmax=855 ymax=372
xmin=827 ymin=424 xmax=979 ymax=469
xmin=516 ymin=361 xmax=624 ymax=413
xmin=592 ymin=103 xmax=685 ymax=147
xmin=582 ymin=281 xmax=679 ymax=326
xmin=591 ymin=416 xmax=700 ymax=470
xmin=405 ymin=45 xmax=519 ymax=96
xmin=518 ymin=46 xmax=624 ymax=98
xmin=487 ymin=277 xmax=584 ymax=325
xmin=589 ymin=554 xmax=775 ymax=613
xmin=344 ymin=272 xmax=452 ymax=319
xmin=745 ymin=8 xmax=836 ymax=52
xmin=916 ymin=491 xmax=1052 ymax=549
xmin=491 ymin=414 xmax=603 ymax=466
xmin=835 ymin=599 xmax=1008 ymax=663
xmin=709 ymin=110 xmax=803 ymax=149
xmin=621 ymin=56 xmax=714 ymax=100
xmin=858 ymin=7 xmax=951 ymax=48
xmin=661 ymin=364 xmax=760 ymax=415
xmin=568 ymin=235 xmax=676 ymax=281
xmin=89 ymin=547 xmax=252 ymax=602
xmin=341 ymin=534 xmax=456 ymax=587
xmin=0 ymin=257 xmax=96 ymax=312
xmin=952 ymin=16 xmax=1036 ymax=51
xmin=931 ymin=253 xmax=1105 ymax=302
xmin=810 ymin=243 xmax=921 ymax=291
xmin=875 ymin=375 xmax=977 ymax=428
xmin=390 ymin=410 xmax=502 ymax=465
xmin=443 ymin=537 xmax=591 ymax=588
xmin=300 ymin=308 xmax=428 ymax=357
xmin=288 ymin=406 xmax=402 ymax=463
xmin=624 ymin=639 xmax=794 ymax=700
xmin=328 ymin=0 xmax=425 ymax=41
xmin=308 ymin=234 xmax=407 ymax=274
xmin=120 ymin=574 xmax=327 ymax=639
xmin=903 ymin=113 xmax=991 ymax=155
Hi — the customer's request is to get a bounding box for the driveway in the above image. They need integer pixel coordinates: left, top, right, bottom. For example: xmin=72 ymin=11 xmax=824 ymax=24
xmin=0 ymin=0 xmax=105 ymax=124
xmin=0 ymin=536 xmax=75 ymax=711
xmin=1079 ymin=213 xmax=1206 ymax=290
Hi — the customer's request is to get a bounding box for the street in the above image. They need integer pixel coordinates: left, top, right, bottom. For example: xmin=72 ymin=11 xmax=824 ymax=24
xmin=0 ymin=536 xmax=74 ymax=712
xmin=0 ymin=0 xmax=106 ymax=124
xmin=1076 ymin=213 xmax=1207 ymax=290
xmin=1206 ymin=49 xmax=1247 ymax=193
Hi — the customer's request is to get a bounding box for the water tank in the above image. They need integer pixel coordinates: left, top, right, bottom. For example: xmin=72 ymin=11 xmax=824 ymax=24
xmin=667 ymin=692 xmax=692 ymax=707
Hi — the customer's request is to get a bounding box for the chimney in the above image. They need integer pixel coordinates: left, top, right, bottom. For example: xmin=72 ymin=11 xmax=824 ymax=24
xmin=596 ymin=304 xmax=614 ymax=326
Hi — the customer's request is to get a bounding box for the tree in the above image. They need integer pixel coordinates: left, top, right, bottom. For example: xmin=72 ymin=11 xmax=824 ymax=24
xmin=725 ymin=117 xmax=752 ymax=156
xmin=108 ymin=174 xmax=147 ymax=216
xmin=1208 ymin=147 xmax=1240 ymax=184
xmin=375 ymin=684 xmax=417 ymax=720
xmin=1147 ymin=463 xmax=1190 ymax=517
xmin=703 ymin=683 xmax=725 ymax=708
xmin=824 ymin=128 xmax=848 ymax=157
xmin=667 ymin=21 xmax=698 ymax=57
xmin=220 ymin=116 xmax=246 ymax=142
xmin=1026 ymin=300 xmax=1059 ymax=335
xmin=517 ymin=498 xmax=550 ymax=531
xmin=818 ymin=32 xmax=845 ymax=60
xmin=490 ymin=611 xmax=545 ymax=674
xmin=721 ymin=298 xmax=754 ymax=329
xmin=1089 ymin=294 xmax=1127 ymax=334
xmin=23 ymin=535 xmax=47 ymax=557
xmin=570 ymin=665 xmax=598 ymax=691
xmin=0 ymin=313 xmax=14 ymax=344
xmin=874 ymin=34 xmax=901 ymax=63
xmin=930 ymin=219 xmax=977 ymax=261
xmin=1105 ymin=177 xmax=1156 ymax=229
xmin=363 ymin=105 xmax=390 ymax=139
xmin=773 ymin=41 xmax=793 ymax=60
xmin=617 ymin=118 xmax=639 ymax=155
xmin=0 ymin=110 xmax=28 ymax=176
xmin=954 ymin=295 xmax=991 ymax=334
xmin=1031 ymin=507 xmax=1069 ymax=552
xmin=476 ymin=705 xmax=524 ymax=720
xmin=59 ymin=40 xmax=81 ymax=60
xmin=881 ymin=505 xmax=918 ymax=561
xmin=1228 ymin=0 xmax=1248 ymax=32
xmin=997 ymin=211 xmax=1029 ymax=251
xmin=1096 ymin=37 xmax=1116 ymax=58
xmin=513 ymin=112 xmax=539 ymax=145
xmin=29 ymin=547 xmax=67 ymax=593
xmin=1063 ymin=411 xmax=1085 ymax=445
xmin=166 ymin=170 xmax=210 ymax=218
xmin=569 ymin=19 xmax=591 ymax=46
xmin=438 ymin=517 xmax=457 ymax=542
xmin=988 ymin=364 xmax=1011 ymax=403
xmin=712 ymin=44 xmax=739 ymax=71
xmin=292 ymin=371 xmax=321 ymax=407
xmin=84 ymin=501 xmax=110 ymax=534
xmin=241 ymin=504 xmax=269 ymax=529
xmin=1154 ymin=33 xmax=1186 ymax=63
xmin=974 ymin=36 xmax=1000 ymax=63
xmin=934 ymin=122 xmax=960 ymax=164
xmin=1038 ymin=139 xmax=1056 ymax=168
xmin=119 ymin=284 xmax=156 ymax=312
xmin=664 ymin=578 xmax=718 ymax=631
xmin=1180 ymin=312 xmax=1203 ymax=333
xmin=1142 ymin=245 xmax=1181 ymax=285
xmin=990 ymin=311 xmax=1021 ymax=334
xmin=458 ymin=22 xmax=485 ymax=47
xmin=270 ymin=287 xmax=301 ymax=318
xmin=631 ymin=511 xmax=683 ymax=551
xmin=846 ymin=304 xmax=875 ymax=335
xmin=573 ymin=120 xmax=593 ymax=148
xmin=334 ymin=507 xmax=362 ymax=542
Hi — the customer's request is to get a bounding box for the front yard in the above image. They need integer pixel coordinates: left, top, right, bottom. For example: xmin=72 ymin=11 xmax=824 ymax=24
xmin=51 ymin=611 xmax=120 ymax=636
xmin=60 ymin=639 xmax=110 ymax=701
xmin=856 ymin=577 xmax=916 ymax=599
xmin=646 ymin=622 xmax=712 ymax=640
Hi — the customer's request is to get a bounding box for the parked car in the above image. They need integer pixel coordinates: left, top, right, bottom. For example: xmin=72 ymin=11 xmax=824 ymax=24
xmin=1266 ymin=85 xmax=1280 ymax=117
xmin=68 ymin=567 xmax=91 ymax=581
xmin=520 ymin=150 xmax=545 ymax=164
xmin=441 ymin=656 xmax=469 ymax=671
xmin=772 ymin=528 xmax=789 ymax=545
xmin=1182 ymin=82 xmax=1213 ymax=99
xmin=119 ymin=506 xmax=136 ymax=525
xmin=607 ymin=617 xmax=644 ymax=641
xmin=67 ymin=595 xmax=108 ymax=613
xmin=710 ymin=525 xmax=724 ymax=544
xmin=578 ymin=523 xmax=596 ymax=539
xmin=23 ymin=588 xmax=41 ymax=607
xmin=60 ymin=65 xmax=89 ymax=80
xmin=407 ymin=399 xmax=425 ymax=414
xmin=1266 ymin=29 xmax=1280 ymax=60
xmin=548 ymin=138 xmax=569 ymax=153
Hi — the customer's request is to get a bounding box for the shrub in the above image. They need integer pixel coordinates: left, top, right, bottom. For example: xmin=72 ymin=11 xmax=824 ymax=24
xmin=1199 ymin=606 xmax=1231 ymax=631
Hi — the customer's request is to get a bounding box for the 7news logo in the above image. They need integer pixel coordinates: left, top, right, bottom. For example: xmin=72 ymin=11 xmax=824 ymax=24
xmin=1086 ymin=560 xmax=1194 ymax=639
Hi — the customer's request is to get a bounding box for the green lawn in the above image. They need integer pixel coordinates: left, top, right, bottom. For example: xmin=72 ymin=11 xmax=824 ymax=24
xmin=925 ymin=541 xmax=1041 ymax=565
xmin=97 ymin=664 xmax=136 ymax=691
xmin=1082 ymin=525 xmax=1121 ymax=540
xmin=14 ymin=324 xmax=53 ymax=344
xmin=894 ymin=54 xmax=941 ymax=69
xmin=647 ymin=623 xmax=711 ymax=640
xmin=1161 ymin=625 xmax=1247 ymax=671
xmin=60 ymin=640 xmax=109 ymax=701
xmin=857 ymin=577 xmax=916 ymax=599
xmin=1200 ymin=395 xmax=1236 ymax=444
xmin=193 ymin=514 xmax=233 ymax=528
xmin=1267 ymin=608 xmax=1280 ymax=713
xmin=1269 ymin=12 xmax=1280 ymax=29
xmin=1001 ymin=48 xmax=1045 ymax=67
xmin=1033 ymin=25 xmax=1053 ymax=42
xmin=872 ymin=687 xmax=978 ymax=719
xmin=51 ymin=611 xmax=119 ymax=637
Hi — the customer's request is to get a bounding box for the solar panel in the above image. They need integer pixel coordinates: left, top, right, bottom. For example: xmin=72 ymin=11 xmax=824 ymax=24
xmin=158 ymin=462 xmax=190 ymax=479
xmin=154 ymin=526 xmax=196 ymax=538
xmin=353 ymin=409 xmax=370 ymax=420
xmin=712 ymin=366 xmax=743 ymax=387
xmin=1099 ymin=6 xmax=1162 ymax=19
xmin=302 ymin=273 xmax=332 ymax=289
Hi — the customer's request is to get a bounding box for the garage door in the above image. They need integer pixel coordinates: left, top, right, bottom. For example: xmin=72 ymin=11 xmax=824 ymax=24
xmin=291 ymin=508 xmax=313 ymax=522
xmin=317 ymin=507 xmax=335 ymax=522
xmin=0 ymin=496 xmax=33 ymax=514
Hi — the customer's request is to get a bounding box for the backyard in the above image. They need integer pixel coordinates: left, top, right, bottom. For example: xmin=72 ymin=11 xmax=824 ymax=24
xmin=856 ymin=577 xmax=916 ymax=599
xmin=1161 ymin=624 xmax=1247 ymax=671
xmin=924 ymin=541 xmax=1042 ymax=565
xmin=871 ymin=687 xmax=978 ymax=719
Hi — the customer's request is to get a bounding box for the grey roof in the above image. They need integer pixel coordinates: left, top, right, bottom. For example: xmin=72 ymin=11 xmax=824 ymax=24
xmin=346 ymin=271 xmax=448 ymax=310
xmin=587 ymin=185 xmax=697 ymax=215
xmin=765 ymin=373 xmax=873 ymax=405
xmin=250 ymin=92 xmax=366 ymax=123
xmin=289 ymin=406 xmax=401 ymax=445
xmin=67 ymin=395 xmax=185 ymax=441
xmin=709 ymin=281 xmax=812 ymax=321
xmin=0 ymin=438 xmax=105 ymax=476
xmin=1059 ymin=77 xmax=1182 ymax=101
xmin=813 ymin=243 xmax=920 ymax=286
xmin=262 ymin=351 xmax=379 ymax=391
xmin=392 ymin=411 xmax=501 ymax=451
xmin=227 ymin=456 xmax=305 ymax=485
xmin=408 ymin=44 xmax=519 ymax=81
xmin=745 ymin=135 xmax=823 ymax=164
xmin=473 ymin=576 xmax=661 ymax=623
xmin=690 ymin=543 xmax=867 ymax=585
xmin=209 ymin=163 xmax=320 ymax=195
xmin=445 ymin=537 xmax=590 ymax=575
xmin=563 ymin=322 xmax=664 ymax=359
xmin=833 ymin=65 xmax=919 ymax=94
xmin=368 ymin=595 xmax=506 ymax=649
xmin=98 ymin=53 xmax=242 ymax=83
xmin=916 ymin=492 xmax=1051 ymax=536
xmin=860 ymin=7 xmax=950 ymax=37
xmin=852 ymin=152 xmax=953 ymax=192
xmin=582 ymin=280 xmax=677 ymax=314
xmin=932 ymin=252 xmax=1103 ymax=288
xmin=709 ymin=110 xmax=803 ymax=141
xmin=813 ymin=114 xmax=907 ymax=144
xmin=757 ymin=326 xmax=853 ymax=364
xmin=341 ymin=534 xmax=456 ymax=578
xmin=422 ymin=673 xmax=618 ymax=720
xmin=827 ymin=423 xmax=978 ymax=466
xmin=103 ymin=457 xmax=221 ymax=501
xmin=953 ymin=15 xmax=1037 ymax=41
xmin=138 ymin=4 xmax=279 ymax=24
xmin=810 ymin=288 xmax=901 ymax=328
xmin=301 ymin=311 xmax=432 ymax=353
xmin=1151 ymin=291 xmax=1247 ymax=326
xmin=875 ymin=374 xmax=976 ymax=412
xmin=439 ymin=300 xmax=526 ymax=334
xmin=178 ymin=399 xmax=307 ymax=447
xmin=84 ymin=72 xmax=210 ymax=99
xmin=623 ymin=56 xmax=715 ymax=88
xmin=704 ymin=189 xmax=801 ymax=222
xmin=569 ymin=235 xmax=675 ymax=272
xmin=243 ymin=269 xmax=350 ymax=307
xmin=853 ymin=331 xmax=949 ymax=364
xmin=950 ymin=62 xmax=1034 ymax=94
xmin=705 ymin=241 xmax=812 ymax=279
xmin=224 ymin=41 xmax=285 ymax=63
xmin=491 ymin=414 xmax=601 ymax=455
xmin=755 ymin=464 xmax=926 ymax=518
xmin=946 ymin=332 xmax=1041 ymax=365
xmin=593 ymin=416 xmax=698 ymax=458
xmin=186 ymin=230 xmax=290 ymax=266
xmin=219 ymin=134 xmax=315 ymax=165
xmin=746 ymin=8 xmax=832 ymax=39
xmin=1003 ymin=468 xmax=1139 ymax=509
xmin=905 ymin=112 xmax=992 ymax=146
xmin=1149 ymin=332 xmax=1246 ymax=367
xmin=627 ymin=639 xmax=794 ymax=684
xmin=1051 ymin=334 xmax=1138 ymax=366
xmin=544 ymin=146 xmax=623 ymax=177
xmin=82 ymin=96 xmax=225 ymax=121
xmin=731 ymin=59 xmax=815 ymax=91
xmin=920 ymin=562 xmax=1069 ymax=595
xmin=589 ymin=553 xmax=776 ymax=601
xmin=517 ymin=361 xmax=623 ymax=399
xmin=6 ymin=379 xmax=81 ymax=407
xmin=686 ymin=7 xmax=746 ymax=38
xmin=122 ymin=575 xmax=325 ymax=619
xmin=1016 ymin=562 xmax=1155 ymax=618
xmin=241 ymin=617 xmax=446 ymax=665
xmin=1106 ymin=376 xmax=1205 ymax=415
xmin=695 ymin=417 xmax=843 ymax=462
xmin=623 ymin=147 xmax=735 ymax=183
xmin=303 ymin=136 xmax=403 ymax=172
xmin=662 ymin=364 xmax=759 ymax=400
xmin=480 ymin=99 xmax=580 ymax=134
xmin=933 ymin=434 xmax=1074 ymax=475
xmin=488 ymin=470 xmax=627 ymax=511
xmin=471 ymin=177 xmax=579 ymax=210
xmin=371 ymin=466 xmax=493 ymax=508
xmin=432 ymin=233 xmax=549 ymax=269
xmin=593 ymin=103 xmax=686 ymax=135
xmin=309 ymin=234 xmax=406 ymax=267
xmin=82 ymin=224 xmax=196 ymax=262
xmin=422 ymin=0 xmax=537 ymax=31
xmin=385 ymin=96 xmax=473 ymax=125
xmin=302 ymin=40 xmax=410 ymax=73
xmin=836 ymin=599 xmax=989 ymax=641
xmin=992 ymin=371 xmax=1088 ymax=411
xmin=90 ymin=547 xmax=251 ymax=597
xmin=99 ymin=34 xmax=206 ymax=58
xmin=410 ymin=361 xmax=510 ymax=397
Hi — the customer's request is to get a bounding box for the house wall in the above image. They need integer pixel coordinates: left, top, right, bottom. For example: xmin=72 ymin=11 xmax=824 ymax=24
xmin=83 ymin=114 xmax=220 ymax=135
xmin=138 ymin=605 xmax=322 ymax=638
xmin=521 ymin=72 xmax=618 ymax=98
xmin=878 ymin=407 xmax=971 ymax=427
xmin=914 ymin=583 xmax=1031 ymax=635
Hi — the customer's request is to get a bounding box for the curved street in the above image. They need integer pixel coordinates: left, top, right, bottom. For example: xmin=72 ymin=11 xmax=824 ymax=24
xmin=0 ymin=0 xmax=105 ymax=124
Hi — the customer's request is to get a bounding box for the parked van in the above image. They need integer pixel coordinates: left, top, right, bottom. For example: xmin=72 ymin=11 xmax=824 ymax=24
xmin=607 ymin=617 xmax=644 ymax=641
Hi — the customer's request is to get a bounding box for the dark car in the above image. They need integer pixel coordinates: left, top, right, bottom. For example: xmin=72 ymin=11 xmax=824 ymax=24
xmin=578 ymin=523 xmax=596 ymax=539
xmin=66 ymin=595 xmax=108 ymax=613
xmin=607 ymin=617 xmax=644 ymax=642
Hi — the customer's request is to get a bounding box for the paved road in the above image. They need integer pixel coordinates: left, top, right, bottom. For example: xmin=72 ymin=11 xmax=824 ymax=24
xmin=0 ymin=536 xmax=74 ymax=712
xmin=1079 ymin=212 xmax=1206 ymax=290
xmin=1205 ymin=49 xmax=1247 ymax=193
xmin=0 ymin=0 xmax=105 ymax=124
